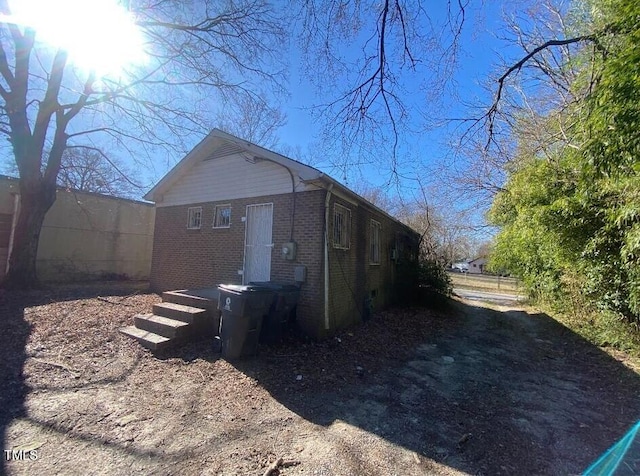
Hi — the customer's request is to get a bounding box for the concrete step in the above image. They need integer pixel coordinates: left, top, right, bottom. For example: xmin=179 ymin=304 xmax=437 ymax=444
xmin=134 ymin=313 xmax=190 ymax=339
xmin=153 ymin=302 xmax=208 ymax=324
xmin=119 ymin=326 xmax=171 ymax=351
xmin=162 ymin=290 xmax=218 ymax=312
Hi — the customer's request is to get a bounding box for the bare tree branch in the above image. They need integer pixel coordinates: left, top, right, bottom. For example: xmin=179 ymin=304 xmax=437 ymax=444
xmin=0 ymin=39 xmax=14 ymax=89
xmin=485 ymin=35 xmax=596 ymax=147
xmin=32 ymin=49 xmax=68 ymax=157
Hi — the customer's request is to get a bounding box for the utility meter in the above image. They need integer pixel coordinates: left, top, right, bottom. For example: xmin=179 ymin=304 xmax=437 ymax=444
xmin=282 ymin=241 xmax=297 ymax=260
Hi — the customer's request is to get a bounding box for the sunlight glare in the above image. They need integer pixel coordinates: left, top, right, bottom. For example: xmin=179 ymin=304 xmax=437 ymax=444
xmin=8 ymin=0 xmax=145 ymax=76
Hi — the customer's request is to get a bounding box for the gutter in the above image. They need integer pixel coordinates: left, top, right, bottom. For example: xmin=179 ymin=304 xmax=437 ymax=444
xmin=249 ymin=154 xmax=297 ymax=241
xmin=324 ymin=183 xmax=334 ymax=331
xmin=304 ymin=173 xmax=419 ymax=238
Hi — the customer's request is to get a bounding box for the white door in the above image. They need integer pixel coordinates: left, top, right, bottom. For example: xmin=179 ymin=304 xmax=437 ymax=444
xmin=243 ymin=203 xmax=274 ymax=284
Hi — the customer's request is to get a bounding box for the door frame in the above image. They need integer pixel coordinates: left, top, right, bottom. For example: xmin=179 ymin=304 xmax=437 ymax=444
xmin=242 ymin=202 xmax=274 ymax=284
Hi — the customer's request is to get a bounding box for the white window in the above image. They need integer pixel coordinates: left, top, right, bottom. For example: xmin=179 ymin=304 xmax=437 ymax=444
xmin=213 ymin=204 xmax=231 ymax=228
xmin=187 ymin=207 xmax=202 ymax=229
xmin=370 ymin=220 xmax=381 ymax=264
xmin=333 ymin=203 xmax=351 ymax=249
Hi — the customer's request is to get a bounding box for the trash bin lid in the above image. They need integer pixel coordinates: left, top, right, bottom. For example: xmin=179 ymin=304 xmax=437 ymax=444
xmin=249 ymin=281 xmax=300 ymax=291
xmin=218 ymin=283 xmax=273 ymax=293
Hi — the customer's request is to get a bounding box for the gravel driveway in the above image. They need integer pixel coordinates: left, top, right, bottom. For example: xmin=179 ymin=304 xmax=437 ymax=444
xmin=2 ymin=283 xmax=639 ymax=475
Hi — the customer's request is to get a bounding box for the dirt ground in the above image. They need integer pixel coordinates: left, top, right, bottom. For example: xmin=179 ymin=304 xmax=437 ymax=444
xmin=2 ymin=282 xmax=640 ymax=476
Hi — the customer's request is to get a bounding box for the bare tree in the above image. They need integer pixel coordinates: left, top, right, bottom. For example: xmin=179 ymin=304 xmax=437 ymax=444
xmin=400 ymin=201 xmax=478 ymax=264
xmin=58 ymin=147 xmax=142 ymax=198
xmin=450 ymin=0 xmax=601 ymax=203
xmin=214 ymin=93 xmax=286 ymax=150
xmin=2 ymin=146 xmax=142 ymax=198
xmin=293 ymin=0 xmax=469 ymax=176
xmin=0 ymin=0 xmax=285 ymax=288
xmin=352 ymin=182 xmax=401 ymax=216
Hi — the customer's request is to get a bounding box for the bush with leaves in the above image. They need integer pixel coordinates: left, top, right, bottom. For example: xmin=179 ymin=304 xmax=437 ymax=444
xmin=418 ymin=259 xmax=452 ymax=296
xmin=489 ymin=0 xmax=640 ymax=327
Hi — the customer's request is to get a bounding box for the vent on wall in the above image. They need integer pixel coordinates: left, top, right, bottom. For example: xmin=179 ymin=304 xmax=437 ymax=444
xmin=203 ymin=141 xmax=246 ymax=161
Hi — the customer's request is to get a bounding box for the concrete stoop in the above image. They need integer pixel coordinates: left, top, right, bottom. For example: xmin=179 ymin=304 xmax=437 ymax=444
xmin=120 ymin=289 xmax=220 ymax=351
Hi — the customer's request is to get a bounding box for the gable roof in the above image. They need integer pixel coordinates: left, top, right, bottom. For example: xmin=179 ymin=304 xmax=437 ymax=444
xmin=144 ymin=129 xmax=320 ymax=201
xmin=145 ymin=128 xmax=417 ymax=236
xmin=468 ymin=257 xmax=487 ymax=264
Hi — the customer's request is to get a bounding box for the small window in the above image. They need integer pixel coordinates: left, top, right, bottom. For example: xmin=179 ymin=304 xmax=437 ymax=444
xmin=370 ymin=220 xmax=381 ymax=264
xmin=333 ymin=203 xmax=351 ymax=249
xmin=213 ymin=204 xmax=231 ymax=228
xmin=187 ymin=207 xmax=202 ymax=229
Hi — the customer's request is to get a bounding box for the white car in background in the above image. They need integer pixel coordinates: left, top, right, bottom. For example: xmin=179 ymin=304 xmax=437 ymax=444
xmin=451 ymin=262 xmax=469 ymax=273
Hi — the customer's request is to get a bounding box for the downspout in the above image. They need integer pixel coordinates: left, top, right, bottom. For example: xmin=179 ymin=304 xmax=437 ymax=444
xmin=324 ymin=184 xmax=334 ymax=330
xmin=6 ymin=193 xmax=19 ymax=273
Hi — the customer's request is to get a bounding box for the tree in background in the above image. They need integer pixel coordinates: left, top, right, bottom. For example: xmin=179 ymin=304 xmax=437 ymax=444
xmin=487 ymin=0 xmax=640 ymax=323
xmin=3 ymin=146 xmax=142 ymax=198
xmin=58 ymin=148 xmax=141 ymax=198
xmin=214 ymin=93 xmax=286 ymax=151
xmin=0 ymin=0 xmax=285 ymax=288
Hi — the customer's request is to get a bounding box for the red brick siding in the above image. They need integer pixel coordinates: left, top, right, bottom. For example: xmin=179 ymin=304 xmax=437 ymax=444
xmin=327 ymin=197 xmax=360 ymax=331
xmin=150 ymin=190 xmax=326 ymax=335
xmin=327 ymin=195 xmax=419 ymax=334
xmin=150 ymin=187 xmax=418 ymax=339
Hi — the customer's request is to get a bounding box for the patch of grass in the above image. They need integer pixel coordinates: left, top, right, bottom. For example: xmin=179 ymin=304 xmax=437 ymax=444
xmin=448 ymin=273 xmax=521 ymax=294
xmin=548 ymin=306 xmax=640 ymax=357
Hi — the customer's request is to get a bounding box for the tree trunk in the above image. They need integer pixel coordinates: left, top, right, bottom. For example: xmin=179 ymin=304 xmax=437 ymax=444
xmin=3 ymin=178 xmax=57 ymax=289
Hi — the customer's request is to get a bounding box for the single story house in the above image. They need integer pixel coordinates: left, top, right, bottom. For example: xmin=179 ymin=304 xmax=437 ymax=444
xmin=145 ymin=129 xmax=419 ymax=339
xmin=467 ymin=257 xmax=487 ymax=274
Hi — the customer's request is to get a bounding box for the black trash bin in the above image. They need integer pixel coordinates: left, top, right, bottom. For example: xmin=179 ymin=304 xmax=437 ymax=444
xmin=250 ymin=282 xmax=300 ymax=343
xmin=217 ymin=284 xmax=274 ymax=359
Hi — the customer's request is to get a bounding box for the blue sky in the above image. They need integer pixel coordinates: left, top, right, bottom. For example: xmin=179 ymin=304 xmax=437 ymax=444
xmin=272 ymin=1 xmax=518 ymax=205
xmin=1 ymin=0 xmax=526 ymax=231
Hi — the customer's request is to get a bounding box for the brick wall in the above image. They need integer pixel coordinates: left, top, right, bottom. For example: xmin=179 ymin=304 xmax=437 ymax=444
xmin=150 ymin=189 xmax=326 ymax=336
xmin=327 ymin=194 xmax=419 ymax=334
xmin=327 ymin=196 xmax=360 ymax=332
xmin=150 ymin=187 xmax=419 ymax=339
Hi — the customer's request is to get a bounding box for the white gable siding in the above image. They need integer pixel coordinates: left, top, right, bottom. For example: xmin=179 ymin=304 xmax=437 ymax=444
xmin=157 ymin=154 xmax=318 ymax=207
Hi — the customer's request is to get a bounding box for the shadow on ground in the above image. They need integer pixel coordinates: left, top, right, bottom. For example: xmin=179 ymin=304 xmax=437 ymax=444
xmin=230 ymin=296 xmax=640 ymax=475
xmin=3 ymin=285 xmax=640 ymax=475
xmin=0 ymin=282 xmax=148 ymax=475
xmin=0 ymin=293 xmax=30 ymax=476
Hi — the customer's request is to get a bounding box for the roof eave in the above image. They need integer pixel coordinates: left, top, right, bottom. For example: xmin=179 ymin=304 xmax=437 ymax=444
xmin=144 ymin=129 xmax=324 ymax=202
xmin=303 ymin=174 xmax=419 ymax=238
xmin=143 ymin=131 xmax=223 ymax=202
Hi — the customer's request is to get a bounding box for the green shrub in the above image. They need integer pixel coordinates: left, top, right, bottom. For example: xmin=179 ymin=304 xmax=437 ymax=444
xmin=418 ymin=259 xmax=452 ymax=296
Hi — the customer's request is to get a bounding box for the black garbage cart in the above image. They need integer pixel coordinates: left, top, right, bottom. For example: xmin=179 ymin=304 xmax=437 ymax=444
xmin=250 ymin=282 xmax=300 ymax=343
xmin=217 ymin=284 xmax=274 ymax=359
